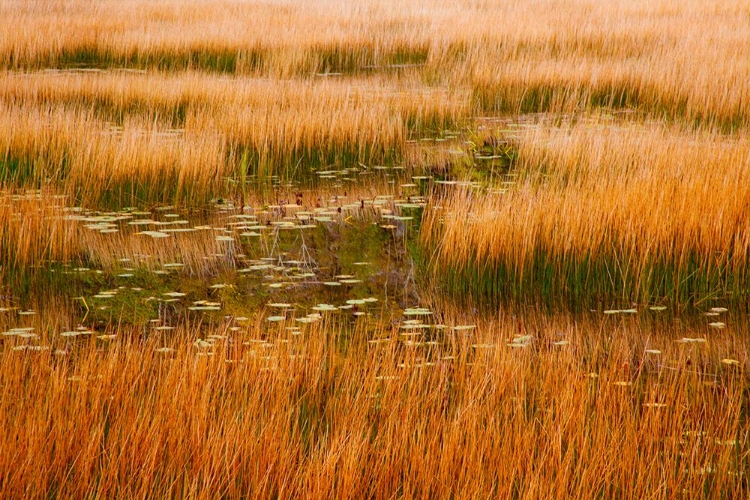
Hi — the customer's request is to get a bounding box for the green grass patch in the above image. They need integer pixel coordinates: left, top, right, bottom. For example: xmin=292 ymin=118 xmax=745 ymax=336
xmin=428 ymin=248 xmax=750 ymax=311
xmin=9 ymin=43 xmax=430 ymax=76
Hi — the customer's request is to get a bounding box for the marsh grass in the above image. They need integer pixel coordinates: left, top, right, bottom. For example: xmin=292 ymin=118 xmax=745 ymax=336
xmin=3 ymin=0 xmax=747 ymax=124
xmin=423 ymin=120 xmax=750 ymax=307
xmin=2 ymin=1 xmax=750 ymax=497
xmin=0 ymin=312 xmax=747 ymax=498
xmin=3 ymin=0 xmax=748 ymax=206
xmin=0 ymin=73 xmax=466 ymax=207
xmin=0 ymin=191 xmax=77 ymax=269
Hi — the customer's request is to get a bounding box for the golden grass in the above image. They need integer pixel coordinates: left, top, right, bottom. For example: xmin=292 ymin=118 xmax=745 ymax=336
xmin=0 ymin=312 xmax=746 ymax=498
xmin=2 ymin=0 xmax=748 ymax=206
xmin=0 ymin=190 xmax=77 ymax=269
xmin=423 ymin=118 xmax=750 ymax=304
xmin=0 ymin=71 xmax=466 ymax=205
xmin=2 ymin=0 xmax=747 ymax=125
xmin=2 ymin=0 xmax=750 ymax=496
xmin=422 ymin=122 xmax=750 ymax=307
xmin=466 ymin=18 xmax=750 ymax=126
xmin=429 ymin=120 xmax=750 ymax=267
xmin=0 ymin=101 xmax=227 ymax=205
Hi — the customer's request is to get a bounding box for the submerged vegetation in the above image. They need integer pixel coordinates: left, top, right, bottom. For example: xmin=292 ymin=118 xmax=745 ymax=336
xmin=1 ymin=0 xmax=749 ymax=497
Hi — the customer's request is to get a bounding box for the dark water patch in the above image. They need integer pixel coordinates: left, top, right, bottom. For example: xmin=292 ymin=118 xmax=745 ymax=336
xmin=227 ymin=142 xmax=403 ymax=187
xmin=77 ymin=173 xmax=220 ymax=211
xmin=17 ymin=46 xmax=254 ymax=74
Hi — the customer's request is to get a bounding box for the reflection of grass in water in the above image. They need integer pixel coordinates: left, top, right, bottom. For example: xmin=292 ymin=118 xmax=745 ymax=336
xmin=1 ymin=208 xmax=415 ymax=329
xmin=229 ymin=142 xmax=402 ymax=187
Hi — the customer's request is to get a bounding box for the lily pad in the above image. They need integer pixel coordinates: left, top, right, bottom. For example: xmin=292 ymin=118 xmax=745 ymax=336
xmin=139 ymin=231 xmax=170 ymax=238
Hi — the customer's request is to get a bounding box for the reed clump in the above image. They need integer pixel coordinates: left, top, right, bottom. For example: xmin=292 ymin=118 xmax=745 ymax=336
xmin=423 ymin=120 xmax=750 ymax=306
xmin=0 ymin=191 xmax=77 ymax=269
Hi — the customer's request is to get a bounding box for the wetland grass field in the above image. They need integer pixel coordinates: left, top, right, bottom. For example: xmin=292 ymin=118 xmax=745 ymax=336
xmin=1 ymin=0 xmax=749 ymax=497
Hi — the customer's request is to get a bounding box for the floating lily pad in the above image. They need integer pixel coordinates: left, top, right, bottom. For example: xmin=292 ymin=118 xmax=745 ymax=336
xmin=60 ymin=330 xmax=93 ymax=337
xmin=13 ymin=345 xmax=50 ymax=352
xmin=312 ymin=304 xmax=338 ymax=312
xmin=139 ymin=231 xmax=170 ymax=238
xmin=721 ymin=359 xmax=741 ymax=366
xmin=643 ymin=403 xmax=668 ymax=408
xmin=604 ymin=308 xmax=637 ymax=314
xmin=508 ymin=336 xmax=532 ymax=348
xmin=403 ymin=308 xmax=432 ymax=316
xmin=295 ymin=317 xmax=320 ymax=324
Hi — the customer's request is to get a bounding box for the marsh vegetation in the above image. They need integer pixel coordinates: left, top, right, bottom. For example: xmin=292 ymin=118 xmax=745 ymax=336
xmin=1 ymin=0 xmax=749 ymax=497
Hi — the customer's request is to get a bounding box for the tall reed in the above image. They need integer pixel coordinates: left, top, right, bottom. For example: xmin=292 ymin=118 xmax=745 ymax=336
xmin=422 ymin=120 xmax=750 ymax=306
xmin=0 ymin=312 xmax=746 ymax=498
